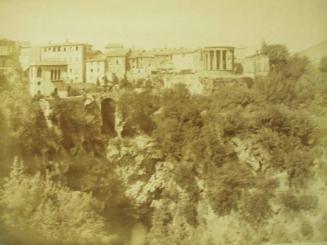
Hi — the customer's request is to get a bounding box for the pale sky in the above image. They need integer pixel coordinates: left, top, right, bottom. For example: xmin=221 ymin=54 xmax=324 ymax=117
xmin=0 ymin=0 xmax=326 ymax=52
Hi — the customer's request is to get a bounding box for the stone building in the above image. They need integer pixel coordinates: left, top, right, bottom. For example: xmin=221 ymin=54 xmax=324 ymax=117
xmin=153 ymin=49 xmax=174 ymax=72
xmin=40 ymin=42 xmax=92 ymax=83
xmin=242 ymin=52 xmax=270 ymax=77
xmin=105 ymin=48 xmax=130 ymax=80
xmin=19 ymin=43 xmax=41 ymax=72
xmin=171 ymin=48 xmax=201 ymax=73
xmin=200 ymin=46 xmax=234 ymax=72
xmin=128 ymin=50 xmax=155 ymax=75
xmin=86 ymin=52 xmax=107 ymax=84
xmin=0 ymin=39 xmax=20 ymax=71
xmin=28 ymin=61 xmax=68 ymax=97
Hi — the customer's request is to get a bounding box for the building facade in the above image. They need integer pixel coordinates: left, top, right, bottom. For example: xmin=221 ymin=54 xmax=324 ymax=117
xmin=128 ymin=50 xmax=155 ymax=75
xmin=201 ymin=47 xmax=234 ymax=72
xmin=242 ymin=53 xmax=270 ymax=76
xmin=106 ymin=48 xmax=130 ymax=80
xmin=28 ymin=61 xmax=68 ymax=97
xmin=0 ymin=39 xmax=20 ymax=71
xmin=86 ymin=53 xmax=107 ymax=84
xmin=172 ymin=49 xmax=200 ymax=73
xmin=153 ymin=49 xmax=174 ymax=71
xmin=40 ymin=43 xmax=92 ymax=83
xmin=19 ymin=43 xmax=41 ymax=72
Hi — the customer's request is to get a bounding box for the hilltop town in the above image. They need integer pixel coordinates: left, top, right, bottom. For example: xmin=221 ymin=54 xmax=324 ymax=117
xmin=0 ymin=39 xmax=269 ymax=97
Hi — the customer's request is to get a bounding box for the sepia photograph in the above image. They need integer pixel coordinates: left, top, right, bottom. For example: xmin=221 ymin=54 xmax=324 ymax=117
xmin=0 ymin=0 xmax=327 ymax=244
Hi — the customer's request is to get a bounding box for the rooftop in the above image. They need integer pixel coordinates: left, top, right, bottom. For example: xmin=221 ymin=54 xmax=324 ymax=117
xmin=0 ymin=39 xmax=16 ymax=45
xmin=203 ymin=46 xmax=235 ymax=50
xmin=172 ymin=48 xmax=199 ymax=55
xmin=42 ymin=42 xmax=92 ymax=48
xmin=87 ymin=51 xmax=106 ymax=61
xmin=129 ymin=50 xmax=155 ymax=58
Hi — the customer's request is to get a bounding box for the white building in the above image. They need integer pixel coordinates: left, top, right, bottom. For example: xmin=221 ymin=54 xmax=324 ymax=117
xmin=106 ymin=48 xmax=130 ymax=80
xmin=128 ymin=50 xmax=155 ymax=75
xmin=242 ymin=53 xmax=270 ymax=77
xmin=28 ymin=61 xmax=68 ymax=97
xmin=19 ymin=44 xmax=41 ymax=72
xmin=40 ymin=42 xmax=92 ymax=83
xmin=201 ymin=46 xmax=234 ymax=72
xmin=172 ymin=49 xmax=200 ymax=73
xmin=86 ymin=52 xmax=107 ymax=84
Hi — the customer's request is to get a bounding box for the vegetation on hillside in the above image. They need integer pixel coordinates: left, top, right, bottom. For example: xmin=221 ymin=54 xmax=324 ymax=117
xmin=0 ymin=44 xmax=327 ymax=244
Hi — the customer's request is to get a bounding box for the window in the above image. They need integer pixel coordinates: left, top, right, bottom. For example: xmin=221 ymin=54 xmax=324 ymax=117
xmin=76 ymin=46 xmax=78 ymax=51
xmin=116 ymin=59 xmax=119 ymax=65
xmin=64 ymin=47 xmax=66 ymax=51
xmin=37 ymin=67 xmax=42 ymax=78
xmin=90 ymin=68 xmax=93 ymax=72
xmin=37 ymin=81 xmax=41 ymax=85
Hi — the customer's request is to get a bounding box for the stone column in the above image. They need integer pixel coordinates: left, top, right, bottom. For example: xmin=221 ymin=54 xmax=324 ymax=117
xmin=204 ymin=52 xmax=207 ymax=70
xmin=220 ymin=49 xmax=224 ymax=70
xmin=213 ymin=50 xmax=217 ymax=70
xmin=216 ymin=50 xmax=220 ymax=70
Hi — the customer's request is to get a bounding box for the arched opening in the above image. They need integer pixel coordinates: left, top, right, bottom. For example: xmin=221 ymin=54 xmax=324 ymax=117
xmin=101 ymin=98 xmax=117 ymax=136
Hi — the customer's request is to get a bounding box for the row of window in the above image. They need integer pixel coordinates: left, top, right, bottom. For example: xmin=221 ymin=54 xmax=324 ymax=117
xmin=43 ymin=46 xmax=80 ymax=52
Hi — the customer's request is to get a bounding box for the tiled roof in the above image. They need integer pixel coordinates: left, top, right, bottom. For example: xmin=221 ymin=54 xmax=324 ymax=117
xmin=129 ymin=50 xmax=155 ymax=58
xmin=87 ymin=51 xmax=106 ymax=61
xmin=172 ymin=48 xmax=198 ymax=55
xmin=0 ymin=39 xmax=16 ymax=45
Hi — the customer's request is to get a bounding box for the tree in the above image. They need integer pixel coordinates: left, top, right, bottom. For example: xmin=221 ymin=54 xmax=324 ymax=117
xmin=0 ymin=159 xmax=120 ymax=245
xmin=261 ymin=42 xmax=289 ymax=71
xmin=319 ymin=56 xmax=327 ymax=73
xmin=117 ymin=89 xmax=160 ymax=136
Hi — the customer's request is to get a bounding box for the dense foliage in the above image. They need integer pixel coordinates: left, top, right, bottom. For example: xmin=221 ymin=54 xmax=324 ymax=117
xmin=0 ymin=44 xmax=327 ymax=244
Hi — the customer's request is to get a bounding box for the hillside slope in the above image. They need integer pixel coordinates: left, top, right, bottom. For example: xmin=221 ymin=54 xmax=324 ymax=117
xmin=300 ymin=40 xmax=327 ymax=64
